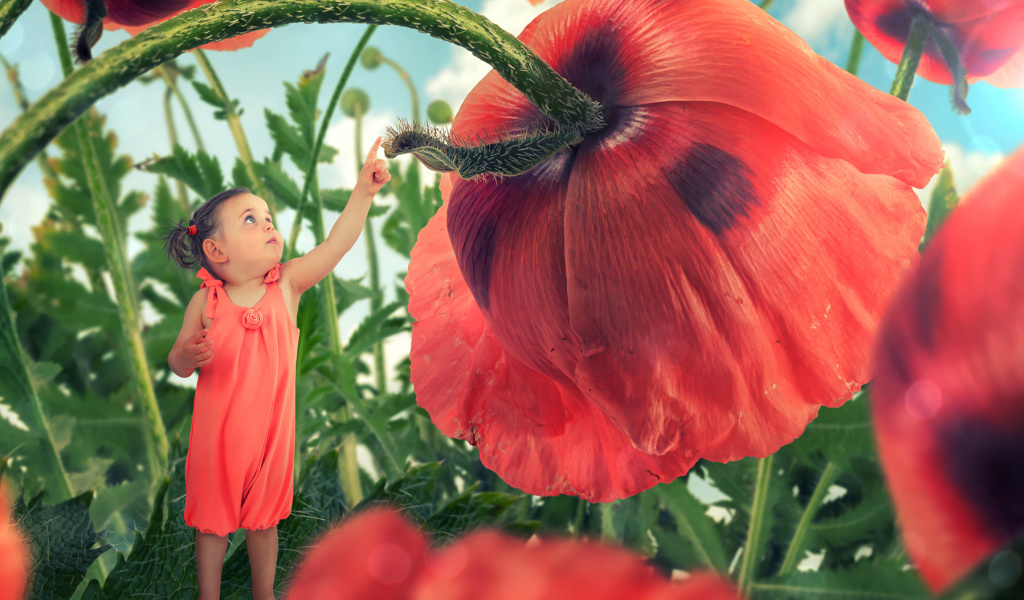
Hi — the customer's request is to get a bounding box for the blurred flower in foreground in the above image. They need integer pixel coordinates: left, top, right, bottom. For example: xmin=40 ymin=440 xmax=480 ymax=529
xmin=41 ymin=0 xmax=267 ymax=54
xmin=406 ymin=0 xmax=941 ymax=502
xmin=0 ymin=483 xmax=30 ymax=600
xmin=871 ymin=146 xmax=1024 ymax=592
xmin=284 ymin=508 xmax=743 ymax=600
xmin=845 ymin=0 xmax=1024 ymax=87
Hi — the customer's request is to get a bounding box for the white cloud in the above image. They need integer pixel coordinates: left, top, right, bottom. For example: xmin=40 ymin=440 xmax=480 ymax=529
xmin=917 ymin=142 xmax=1005 ymax=207
xmin=322 ymin=109 xmax=412 ymax=192
xmin=426 ymin=0 xmax=563 ymax=114
xmin=781 ymin=0 xmax=850 ymax=46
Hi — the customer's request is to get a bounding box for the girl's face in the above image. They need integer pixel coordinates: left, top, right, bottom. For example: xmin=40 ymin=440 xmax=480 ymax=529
xmin=211 ymin=193 xmax=282 ymax=273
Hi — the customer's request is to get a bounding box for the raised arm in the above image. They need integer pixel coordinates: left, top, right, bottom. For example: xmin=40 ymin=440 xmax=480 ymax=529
xmin=283 ymin=136 xmax=391 ymax=295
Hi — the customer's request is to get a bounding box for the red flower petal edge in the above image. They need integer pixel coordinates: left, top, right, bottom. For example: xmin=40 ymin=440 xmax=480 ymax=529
xmin=0 ymin=483 xmax=30 ymax=600
xmin=871 ymin=146 xmax=1024 ymax=593
xmin=408 ymin=0 xmax=938 ymax=502
xmin=283 ymin=507 xmax=745 ymax=600
xmin=845 ymin=0 xmax=1024 ymax=87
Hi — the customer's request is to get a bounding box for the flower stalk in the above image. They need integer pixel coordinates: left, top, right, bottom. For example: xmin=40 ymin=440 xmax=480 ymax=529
xmin=889 ymin=13 xmax=929 ymax=102
xmin=778 ymin=461 xmax=838 ymax=576
xmin=0 ymin=0 xmax=606 ymax=202
xmin=0 ymin=0 xmax=31 ymax=40
xmin=158 ymin=62 xmax=207 ymax=152
xmin=738 ymin=455 xmax=774 ymax=596
xmin=845 ymin=30 xmax=864 ymax=76
xmin=50 ymin=11 xmax=169 ymax=490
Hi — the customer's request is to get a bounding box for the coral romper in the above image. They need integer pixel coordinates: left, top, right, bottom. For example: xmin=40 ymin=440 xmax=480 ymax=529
xmin=184 ymin=264 xmax=298 ymax=536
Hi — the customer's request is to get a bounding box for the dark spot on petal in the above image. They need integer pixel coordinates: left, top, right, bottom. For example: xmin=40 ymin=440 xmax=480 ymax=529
xmin=452 ymin=216 xmax=498 ymax=311
xmin=940 ymin=415 xmax=1024 ymax=539
xmin=913 ymin=246 xmax=943 ymax=350
xmin=666 ymin=143 xmax=758 ymax=233
xmin=560 ymin=26 xmax=627 ymax=110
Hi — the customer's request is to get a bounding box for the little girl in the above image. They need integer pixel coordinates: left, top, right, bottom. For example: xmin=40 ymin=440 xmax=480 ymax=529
xmin=163 ymin=138 xmax=390 ymax=600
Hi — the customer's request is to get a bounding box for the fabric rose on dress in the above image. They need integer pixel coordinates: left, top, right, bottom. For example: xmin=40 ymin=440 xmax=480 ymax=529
xmin=871 ymin=146 xmax=1024 ymax=593
xmin=845 ymin=0 xmax=1024 ymax=88
xmin=242 ymin=308 xmax=263 ymax=330
xmin=41 ymin=0 xmax=268 ymax=52
xmin=406 ymin=0 xmax=941 ymax=502
xmin=284 ymin=508 xmax=743 ymax=600
xmin=0 ymin=484 xmax=30 ymax=600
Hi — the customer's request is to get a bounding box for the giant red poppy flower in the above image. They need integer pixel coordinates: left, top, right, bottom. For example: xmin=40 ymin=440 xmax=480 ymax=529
xmin=871 ymin=146 xmax=1024 ymax=593
xmin=406 ymin=0 xmax=941 ymax=502
xmin=0 ymin=484 xmax=30 ymax=600
xmin=845 ymin=0 xmax=1024 ymax=87
xmin=41 ymin=0 xmax=267 ymax=51
xmin=284 ymin=508 xmax=744 ymax=600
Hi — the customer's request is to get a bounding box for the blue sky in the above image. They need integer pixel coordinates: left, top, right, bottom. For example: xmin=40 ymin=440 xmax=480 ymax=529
xmin=0 ymin=0 xmax=1022 ymax=367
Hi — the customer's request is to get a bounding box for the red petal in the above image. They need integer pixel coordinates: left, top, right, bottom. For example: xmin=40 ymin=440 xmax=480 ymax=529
xmin=283 ymin=509 xmax=427 ymax=600
xmin=846 ymin=0 xmax=1024 ymax=85
xmin=511 ymin=0 xmax=941 ymax=188
xmin=417 ymin=530 xmax=744 ymax=600
xmin=407 ymin=178 xmax=695 ymax=502
xmin=39 ymin=0 xmax=85 ymax=23
xmin=985 ymin=47 xmax=1024 ymax=87
xmin=117 ymin=1 xmax=269 ymax=50
xmin=871 ymin=146 xmax=1024 ymax=593
xmin=0 ymin=484 xmax=30 ymax=600
xmin=564 ymin=102 xmax=924 ymax=461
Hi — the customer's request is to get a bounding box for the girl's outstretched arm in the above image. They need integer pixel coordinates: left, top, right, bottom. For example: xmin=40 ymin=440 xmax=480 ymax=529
xmin=283 ymin=136 xmax=391 ymax=295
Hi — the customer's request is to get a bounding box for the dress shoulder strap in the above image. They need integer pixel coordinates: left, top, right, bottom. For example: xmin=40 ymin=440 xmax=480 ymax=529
xmin=196 ymin=267 xmax=223 ymax=319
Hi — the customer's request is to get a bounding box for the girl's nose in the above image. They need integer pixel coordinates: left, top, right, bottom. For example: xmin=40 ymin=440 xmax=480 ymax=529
xmin=264 ymin=221 xmax=274 ymax=232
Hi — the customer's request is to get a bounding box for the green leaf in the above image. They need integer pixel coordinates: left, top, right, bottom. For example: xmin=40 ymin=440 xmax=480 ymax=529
xmin=788 ymin=393 xmax=874 ymax=470
xmin=752 ymin=562 xmax=930 ymax=599
xmin=191 ymin=80 xmax=226 ymax=110
xmin=344 ymin=300 xmax=407 ymax=357
xmin=41 ymin=230 xmax=107 ymax=271
xmin=921 ymin=164 xmax=959 ymax=251
xmin=140 ymin=145 xmax=225 ymax=200
xmin=654 ymin=478 xmax=729 ymax=571
xmin=356 ymin=462 xmax=442 ymax=524
xmin=13 ymin=488 xmax=112 ymax=600
xmin=252 ymin=160 xmax=302 ymax=209
xmin=422 ymin=489 xmax=522 ymax=546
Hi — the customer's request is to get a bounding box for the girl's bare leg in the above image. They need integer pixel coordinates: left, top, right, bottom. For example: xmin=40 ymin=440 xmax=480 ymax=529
xmin=246 ymin=526 xmax=279 ymax=600
xmin=196 ymin=530 xmax=230 ymax=600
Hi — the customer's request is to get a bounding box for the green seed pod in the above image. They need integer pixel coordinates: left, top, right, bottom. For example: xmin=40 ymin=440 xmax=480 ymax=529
xmin=360 ymin=47 xmax=383 ymax=70
xmin=426 ymin=100 xmax=454 ymax=125
xmin=341 ymin=88 xmax=370 ymax=118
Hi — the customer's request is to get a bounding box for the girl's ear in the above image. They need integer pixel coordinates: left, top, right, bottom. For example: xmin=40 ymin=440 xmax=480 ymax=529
xmin=203 ymin=238 xmax=228 ymax=264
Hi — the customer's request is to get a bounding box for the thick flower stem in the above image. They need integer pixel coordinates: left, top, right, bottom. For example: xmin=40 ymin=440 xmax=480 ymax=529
xmin=889 ymin=13 xmax=929 ymax=102
xmin=380 ymin=55 xmax=420 ymax=123
xmin=778 ymin=461 xmax=838 ymax=576
xmin=0 ymin=0 xmax=606 ymax=202
xmin=845 ymin=30 xmax=864 ymax=76
xmin=158 ymin=63 xmax=207 ymax=153
xmin=287 ymin=25 xmax=376 ymax=260
xmin=192 ymin=49 xmax=272 ymax=209
xmin=353 ymin=104 xmax=389 ymax=398
xmin=0 ymin=0 xmax=31 ymax=40
xmin=737 ymin=455 xmax=774 ymax=596
xmin=50 ymin=11 xmax=169 ymax=493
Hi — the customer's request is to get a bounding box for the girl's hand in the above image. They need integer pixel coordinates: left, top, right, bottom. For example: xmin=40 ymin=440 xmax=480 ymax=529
xmin=184 ymin=328 xmax=213 ymax=369
xmin=355 ymin=136 xmax=391 ymax=197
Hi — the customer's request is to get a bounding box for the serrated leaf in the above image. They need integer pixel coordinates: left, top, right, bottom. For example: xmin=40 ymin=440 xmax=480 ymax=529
xmin=752 ymin=562 xmax=930 ymax=599
xmin=140 ymin=145 xmax=225 ymax=200
xmin=191 ymin=80 xmax=226 ymax=110
xmin=788 ymin=393 xmax=874 ymax=469
xmin=355 ymin=462 xmax=442 ymax=524
xmin=422 ymin=490 xmax=522 ymax=546
xmin=654 ymin=478 xmax=729 ymax=571
xmin=252 ymin=160 xmax=302 ymax=209
xmin=13 ymin=488 xmax=112 ymax=600
xmin=344 ymin=300 xmax=407 ymax=357
xmin=40 ymin=230 xmax=107 ymax=271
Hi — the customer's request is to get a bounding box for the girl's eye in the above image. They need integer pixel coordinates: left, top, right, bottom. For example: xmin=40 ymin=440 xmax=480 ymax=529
xmin=245 ymin=215 xmax=256 ymax=224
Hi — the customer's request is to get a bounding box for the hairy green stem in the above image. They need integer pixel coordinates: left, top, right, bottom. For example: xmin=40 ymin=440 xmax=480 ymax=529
xmin=0 ymin=0 xmax=605 ymax=203
xmin=158 ymin=63 xmax=206 ymax=152
xmin=192 ymin=49 xmax=271 ymax=208
xmin=287 ymin=25 xmax=375 ymax=260
xmin=778 ymin=461 xmax=839 ymax=576
xmin=738 ymin=455 xmax=774 ymax=596
xmin=889 ymin=12 xmax=929 ymax=101
xmin=845 ymin=30 xmax=864 ymax=76
xmin=380 ymin=55 xmax=420 ymax=123
xmin=0 ymin=0 xmax=32 ymax=40
xmin=51 ymin=11 xmax=169 ymax=494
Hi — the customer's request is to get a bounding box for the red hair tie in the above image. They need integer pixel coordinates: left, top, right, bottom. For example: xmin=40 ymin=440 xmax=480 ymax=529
xmin=187 ymin=224 xmax=197 ymax=236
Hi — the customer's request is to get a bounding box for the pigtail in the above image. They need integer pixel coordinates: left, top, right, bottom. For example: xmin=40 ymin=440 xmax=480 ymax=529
xmin=163 ymin=218 xmax=200 ymax=270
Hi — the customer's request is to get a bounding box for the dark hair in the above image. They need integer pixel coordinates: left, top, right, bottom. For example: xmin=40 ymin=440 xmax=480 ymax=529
xmin=163 ymin=188 xmax=251 ymax=273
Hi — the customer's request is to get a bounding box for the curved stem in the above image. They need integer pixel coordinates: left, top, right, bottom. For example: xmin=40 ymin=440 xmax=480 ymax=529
xmin=0 ymin=0 xmax=605 ymax=203
xmin=192 ymin=49 xmax=272 ymax=209
xmin=51 ymin=13 xmax=169 ymax=486
xmin=0 ymin=0 xmax=32 ymax=40
xmin=159 ymin=63 xmax=206 ymax=152
xmin=738 ymin=455 xmax=773 ymax=596
xmin=287 ymin=25 xmax=376 ymax=260
xmin=161 ymin=79 xmax=190 ymax=210
xmin=380 ymin=55 xmax=419 ymax=123
xmin=889 ymin=12 xmax=929 ymax=101
xmin=778 ymin=461 xmax=838 ymax=577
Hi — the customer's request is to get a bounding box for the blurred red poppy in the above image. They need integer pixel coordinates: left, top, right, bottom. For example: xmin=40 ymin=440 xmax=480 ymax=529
xmin=406 ymin=0 xmax=941 ymax=502
xmin=0 ymin=483 xmax=30 ymax=600
xmin=845 ymin=0 xmax=1024 ymax=87
xmin=871 ymin=146 xmax=1024 ymax=593
xmin=41 ymin=0 xmax=267 ymax=51
xmin=284 ymin=508 xmax=744 ymax=600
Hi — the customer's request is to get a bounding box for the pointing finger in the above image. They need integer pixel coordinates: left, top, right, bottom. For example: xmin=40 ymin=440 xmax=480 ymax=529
xmin=365 ymin=136 xmax=382 ymax=166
